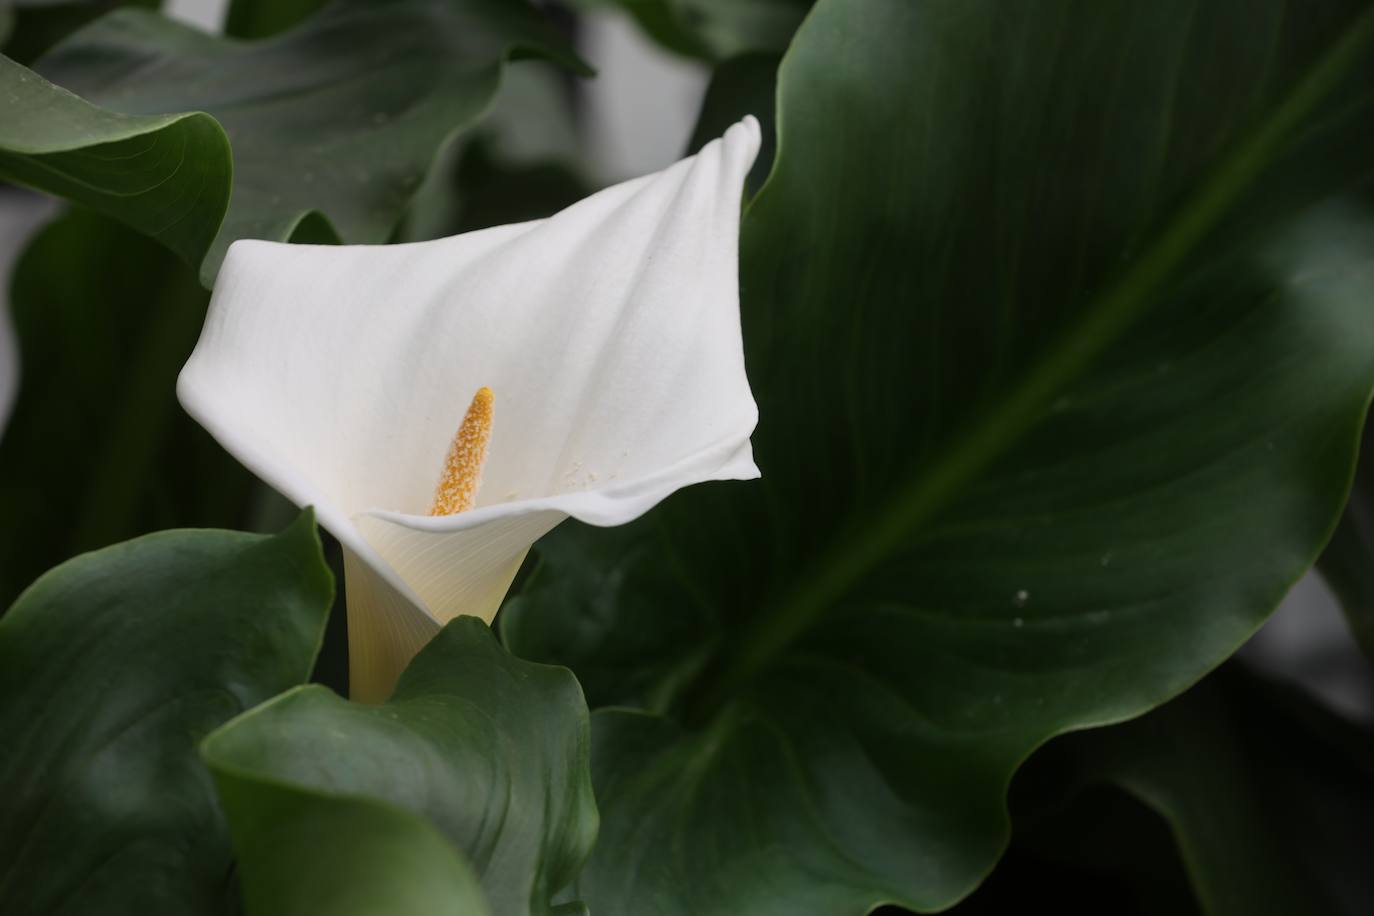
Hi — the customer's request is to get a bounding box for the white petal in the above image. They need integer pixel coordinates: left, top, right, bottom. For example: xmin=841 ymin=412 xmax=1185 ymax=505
xmin=179 ymin=117 xmax=762 ymax=701
xmin=341 ymin=545 xmax=439 ymax=705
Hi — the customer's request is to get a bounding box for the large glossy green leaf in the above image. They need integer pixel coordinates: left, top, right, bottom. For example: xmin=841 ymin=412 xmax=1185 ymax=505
xmin=1062 ymin=669 xmax=1374 ymax=915
xmin=1 ymin=0 xmax=586 ymax=284
xmin=0 ymin=208 xmax=254 ymax=611
xmin=0 ymin=511 xmax=333 ymax=915
xmin=502 ymin=508 xmax=725 ymax=712
xmin=204 ymin=617 xmax=597 ymax=916
xmin=503 ymin=0 xmax=1374 ymax=911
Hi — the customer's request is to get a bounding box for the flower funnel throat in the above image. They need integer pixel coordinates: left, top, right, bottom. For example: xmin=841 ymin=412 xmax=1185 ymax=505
xmin=178 ymin=116 xmax=763 ymax=703
xmin=431 ymin=386 xmax=493 ymax=516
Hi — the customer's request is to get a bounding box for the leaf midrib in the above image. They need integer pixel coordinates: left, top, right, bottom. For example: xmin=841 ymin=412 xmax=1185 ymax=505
xmin=705 ymin=3 xmax=1374 ymax=708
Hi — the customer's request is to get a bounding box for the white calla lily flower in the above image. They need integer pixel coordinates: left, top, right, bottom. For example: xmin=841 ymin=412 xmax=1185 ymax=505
xmin=178 ymin=117 xmax=762 ymax=702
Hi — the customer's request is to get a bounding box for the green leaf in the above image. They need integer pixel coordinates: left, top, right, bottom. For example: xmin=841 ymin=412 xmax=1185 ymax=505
xmin=0 ymin=53 xmax=231 ymax=273
xmin=501 ymin=511 xmax=723 ymax=712
xmin=505 ymin=1 xmax=1374 ymax=911
xmin=2 ymin=0 xmax=587 ymax=285
xmin=209 ymin=787 xmax=494 ymax=916
xmin=582 ymin=0 xmax=809 ymax=61
xmin=0 ymin=511 xmax=334 ymax=915
xmin=204 ymin=617 xmax=598 ymax=916
xmin=0 ymin=208 xmax=254 ymax=611
xmin=1062 ymin=670 xmax=1374 ymax=915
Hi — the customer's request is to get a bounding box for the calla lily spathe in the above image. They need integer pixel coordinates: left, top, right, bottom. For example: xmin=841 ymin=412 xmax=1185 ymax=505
xmin=178 ymin=117 xmax=762 ymax=702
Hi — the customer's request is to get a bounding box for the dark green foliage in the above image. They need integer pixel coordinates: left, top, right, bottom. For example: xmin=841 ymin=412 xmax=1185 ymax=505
xmin=0 ymin=53 xmax=230 ymax=274
xmin=0 ymin=0 xmax=587 ymax=283
xmin=0 ymin=210 xmax=252 ymax=611
xmin=3 ymin=0 xmax=1374 ymax=912
xmin=0 ymin=512 xmax=333 ymax=915
xmin=205 ymin=618 xmax=597 ymax=916
xmin=505 ymin=1 xmax=1374 ymax=912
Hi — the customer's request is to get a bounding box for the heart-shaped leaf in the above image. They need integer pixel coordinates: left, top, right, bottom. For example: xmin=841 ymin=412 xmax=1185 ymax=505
xmin=1 ymin=0 xmax=587 ymax=284
xmin=204 ymin=617 xmax=597 ymax=916
xmin=504 ymin=1 xmax=1374 ymax=911
xmin=0 ymin=511 xmax=333 ymax=915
